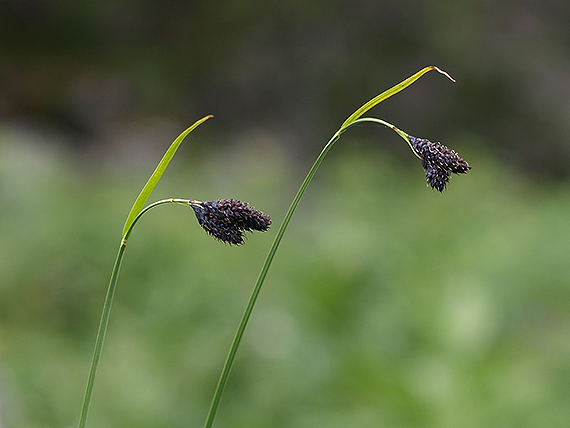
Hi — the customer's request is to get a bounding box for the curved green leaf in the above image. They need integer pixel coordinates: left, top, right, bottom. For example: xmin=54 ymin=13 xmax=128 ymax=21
xmin=339 ymin=66 xmax=454 ymax=132
xmin=122 ymin=115 xmax=213 ymax=238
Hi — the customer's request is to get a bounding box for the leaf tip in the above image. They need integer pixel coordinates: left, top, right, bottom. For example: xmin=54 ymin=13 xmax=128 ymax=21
xmin=433 ymin=66 xmax=456 ymax=82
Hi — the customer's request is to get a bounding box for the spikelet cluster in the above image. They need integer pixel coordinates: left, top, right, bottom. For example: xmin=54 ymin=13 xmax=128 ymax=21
xmin=191 ymin=199 xmax=271 ymax=245
xmin=409 ymin=135 xmax=471 ymax=192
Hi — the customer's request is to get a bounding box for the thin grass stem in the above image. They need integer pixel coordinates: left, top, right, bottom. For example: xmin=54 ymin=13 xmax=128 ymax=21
xmin=78 ymin=198 xmax=188 ymax=428
xmin=348 ymin=117 xmax=419 ymax=157
xmin=202 ymin=130 xmax=340 ymax=428
xmin=202 ymin=117 xmax=416 ymax=428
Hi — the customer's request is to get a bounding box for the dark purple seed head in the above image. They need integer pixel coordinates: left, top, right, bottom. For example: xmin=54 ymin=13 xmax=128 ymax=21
xmin=409 ymin=135 xmax=471 ymax=192
xmin=191 ymin=199 xmax=271 ymax=245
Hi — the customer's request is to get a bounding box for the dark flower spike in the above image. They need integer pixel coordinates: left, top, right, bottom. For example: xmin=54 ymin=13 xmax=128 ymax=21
xmin=190 ymin=199 xmax=271 ymax=245
xmin=409 ymin=135 xmax=472 ymax=192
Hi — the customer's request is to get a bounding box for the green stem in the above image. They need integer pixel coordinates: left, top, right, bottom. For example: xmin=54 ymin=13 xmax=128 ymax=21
xmin=202 ymin=117 xmax=412 ymax=428
xmin=348 ymin=117 xmax=418 ymax=157
xmin=78 ymin=198 xmax=189 ymax=428
xmin=202 ymin=119 xmax=369 ymax=428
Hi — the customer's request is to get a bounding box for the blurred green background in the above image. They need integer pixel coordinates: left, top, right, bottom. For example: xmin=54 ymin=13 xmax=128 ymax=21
xmin=1 ymin=1 xmax=570 ymax=427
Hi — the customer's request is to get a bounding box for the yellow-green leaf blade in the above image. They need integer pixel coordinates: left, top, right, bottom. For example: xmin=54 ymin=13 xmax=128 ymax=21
xmin=122 ymin=115 xmax=212 ymax=238
xmin=340 ymin=66 xmax=454 ymax=132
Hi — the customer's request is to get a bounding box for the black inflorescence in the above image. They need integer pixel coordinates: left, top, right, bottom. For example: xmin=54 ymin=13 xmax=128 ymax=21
xmin=409 ymin=135 xmax=471 ymax=192
xmin=190 ymin=199 xmax=271 ymax=245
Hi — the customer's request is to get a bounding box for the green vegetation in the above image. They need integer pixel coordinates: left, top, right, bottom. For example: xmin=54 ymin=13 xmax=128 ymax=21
xmin=1 ymin=123 xmax=569 ymax=427
xmin=2 ymin=1 xmax=569 ymax=427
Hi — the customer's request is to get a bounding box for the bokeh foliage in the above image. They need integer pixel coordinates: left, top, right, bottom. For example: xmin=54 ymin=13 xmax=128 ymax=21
xmin=1 ymin=125 xmax=569 ymax=427
xmin=1 ymin=0 xmax=570 ymax=427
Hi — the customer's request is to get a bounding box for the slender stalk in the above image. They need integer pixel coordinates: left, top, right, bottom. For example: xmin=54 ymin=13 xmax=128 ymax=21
xmin=202 ymin=130 xmax=340 ymax=428
xmin=78 ymin=198 xmax=189 ymax=428
xmin=202 ymin=117 xmax=414 ymax=428
xmin=77 ymin=242 xmax=125 ymax=428
xmin=348 ymin=117 xmax=418 ymax=156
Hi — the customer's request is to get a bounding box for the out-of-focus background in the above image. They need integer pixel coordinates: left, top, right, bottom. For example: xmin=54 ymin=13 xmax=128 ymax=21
xmin=1 ymin=1 xmax=570 ymax=427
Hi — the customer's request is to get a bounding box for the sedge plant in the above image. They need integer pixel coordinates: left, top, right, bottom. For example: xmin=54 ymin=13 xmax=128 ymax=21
xmin=78 ymin=66 xmax=470 ymax=428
